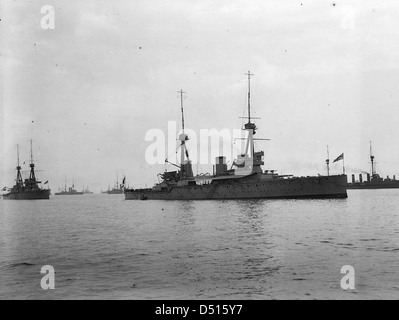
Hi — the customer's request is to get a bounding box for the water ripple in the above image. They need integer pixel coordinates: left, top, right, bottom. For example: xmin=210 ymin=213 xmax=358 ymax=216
xmin=1 ymin=190 xmax=398 ymax=299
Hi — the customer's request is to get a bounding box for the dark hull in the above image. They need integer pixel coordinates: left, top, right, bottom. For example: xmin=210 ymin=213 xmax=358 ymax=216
xmin=106 ymin=190 xmax=123 ymax=194
xmin=347 ymin=182 xmax=399 ymax=189
xmin=125 ymin=175 xmax=347 ymax=200
xmin=2 ymin=189 xmax=51 ymax=200
xmin=54 ymin=191 xmax=83 ymax=195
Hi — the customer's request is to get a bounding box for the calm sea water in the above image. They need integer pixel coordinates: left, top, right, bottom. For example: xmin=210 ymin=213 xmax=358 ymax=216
xmin=1 ymin=190 xmax=398 ymax=300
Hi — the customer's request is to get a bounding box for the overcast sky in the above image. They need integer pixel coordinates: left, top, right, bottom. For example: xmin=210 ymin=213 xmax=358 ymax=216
xmin=1 ymin=0 xmax=399 ymax=191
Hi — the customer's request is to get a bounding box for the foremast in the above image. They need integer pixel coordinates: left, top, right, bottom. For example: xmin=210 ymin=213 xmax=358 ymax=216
xmin=15 ymin=144 xmax=24 ymax=191
xmin=26 ymin=139 xmax=41 ymax=189
xmin=234 ymin=71 xmax=265 ymax=175
xmin=326 ymin=145 xmax=330 ymax=176
xmin=177 ymin=89 xmax=193 ymax=179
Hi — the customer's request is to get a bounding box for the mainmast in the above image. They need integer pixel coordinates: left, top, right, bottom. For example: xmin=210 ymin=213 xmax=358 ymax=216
xmin=16 ymin=144 xmax=23 ymax=188
xmin=326 ymin=145 xmax=330 ymax=176
xmin=243 ymin=71 xmax=257 ymax=157
xmin=180 ymin=89 xmax=185 ymax=134
xmin=247 ymin=70 xmax=253 ymax=124
xmin=370 ymin=141 xmax=376 ymax=176
xmin=177 ymin=89 xmax=192 ymax=178
xmin=28 ymin=139 xmax=37 ymax=182
xmin=234 ymin=71 xmax=266 ymax=175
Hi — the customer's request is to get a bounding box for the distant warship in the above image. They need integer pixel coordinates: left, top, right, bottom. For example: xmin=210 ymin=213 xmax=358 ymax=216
xmin=2 ymin=141 xmax=51 ymax=200
xmin=82 ymin=185 xmax=94 ymax=194
xmin=348 ymin=142 xmax=399 ymax=189
xmin=55 ymin=178 xmax=83 ymax=195
xmin=106 ymin=187 xmax=123 ymax=194
xmin=106 ymin=174 xmax=124 ymax=194
xmin=125 ymin=72 xmax=348 ymax=200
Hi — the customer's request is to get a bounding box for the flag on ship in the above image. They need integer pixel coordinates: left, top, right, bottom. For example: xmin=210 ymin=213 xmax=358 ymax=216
xmin=2 ymin=186 xmax=7 ymax=191
xmin=333 ymin=153 xmax=344 ymax=163
xmin=120 ymin=177 xmax=126 ymax=189
xmin=44 ymin=180 xmax=48 ymax=184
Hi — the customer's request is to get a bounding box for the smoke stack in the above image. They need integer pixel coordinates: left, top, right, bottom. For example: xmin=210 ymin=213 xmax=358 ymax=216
xmin=394 ymin=175 xmax=396 ymax=181
xmin=351 ymin=174 xmax=355 ymax=184
xmin=215 ymin=156 xmax=227 ymax=176
xmin=367 ymin=173 xmax=370 ymax=182
xmin=359 ymin=174 xmax=363 ymax=183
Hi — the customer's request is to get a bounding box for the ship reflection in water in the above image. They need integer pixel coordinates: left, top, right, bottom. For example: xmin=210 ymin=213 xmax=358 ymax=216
xmin=125 ymin=72 xmax=348 ymax=200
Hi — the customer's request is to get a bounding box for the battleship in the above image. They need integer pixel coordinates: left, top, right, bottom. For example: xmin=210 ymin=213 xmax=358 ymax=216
xmin=106 ymin=187 xmax=123 ymax=194
xmin=2 ymin=141 xmax=51 ymax=200
xmin=125 ymin=72 xmax=348 ymax=200
xmin=348 ymin=142 xmax=399 ymax=189
xmin=54 ymin=178 xmax=83 ymax=195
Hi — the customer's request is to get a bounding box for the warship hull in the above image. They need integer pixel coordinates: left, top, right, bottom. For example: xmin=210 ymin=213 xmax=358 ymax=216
xmin=54 ymin=191 xmax=83 ymax=195
xmin=347 ymin=181 xmax=399 ymax=189
xmin=2 ymin=189 xmax=51 ymax=200
xmin=125 ymin=73 xmax=348 ymax=201
xmin=106 ymin=190 xmax=123 ymax=194
xmin=125 ymin=174 xmax=347 ymax=200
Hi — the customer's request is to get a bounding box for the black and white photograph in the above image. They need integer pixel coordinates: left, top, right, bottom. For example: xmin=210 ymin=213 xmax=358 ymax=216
xmin=1 ymin=0 xmax=398 ymax=305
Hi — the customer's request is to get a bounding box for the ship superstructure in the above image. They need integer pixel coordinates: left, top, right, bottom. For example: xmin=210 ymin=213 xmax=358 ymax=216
xmin=106 ymin=172 xmax=124 ymax=194
xmin=2 ymin=141 xmax=51 ymax=200
xmin=82 ymin=185 xmax=94 ymax=194
xmin=54 ymin=177 xmax=83 ymax=195
xmin=348 ymin=142 xmax=399 ymax=189
xmin=125 ymin=72 xmax=348 ymax=200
